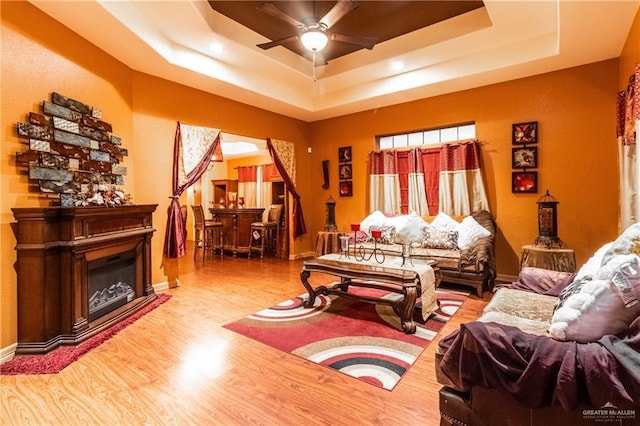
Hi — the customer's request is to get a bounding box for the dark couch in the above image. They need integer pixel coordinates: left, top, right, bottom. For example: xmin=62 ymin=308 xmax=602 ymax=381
xmin=435 ymin=266 xmax=640 ymax=426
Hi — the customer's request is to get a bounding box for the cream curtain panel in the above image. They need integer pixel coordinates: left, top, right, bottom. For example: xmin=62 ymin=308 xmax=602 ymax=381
xmin=369 ymin=150 xmax=402 ymax=214
xmin=407 ymin=149 xmax=429 ymax=215
xmin=618 ymin=64 xmax=640 ymax=230
xmin=438 ymin=141 xmax=489 ymax=216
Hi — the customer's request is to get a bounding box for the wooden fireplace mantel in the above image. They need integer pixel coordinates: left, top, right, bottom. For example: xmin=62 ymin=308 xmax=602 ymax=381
xmin=12 ymin=204 xmax=158 ymax=354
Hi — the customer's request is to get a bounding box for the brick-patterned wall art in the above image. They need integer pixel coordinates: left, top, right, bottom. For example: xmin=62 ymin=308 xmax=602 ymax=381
xmin=15 ymin=92 xmax=132 ymax=207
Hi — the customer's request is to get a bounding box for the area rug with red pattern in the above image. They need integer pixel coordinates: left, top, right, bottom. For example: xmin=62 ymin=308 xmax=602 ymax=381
xmin=223 ymin=287 xmax=467 ymax=390
xmin=0 ymin=293 xmax=172 ymax=375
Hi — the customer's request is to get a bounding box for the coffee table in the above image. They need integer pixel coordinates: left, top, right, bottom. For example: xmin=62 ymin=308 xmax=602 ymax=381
xmin=300 ymin=253 xmax=440 ymax=334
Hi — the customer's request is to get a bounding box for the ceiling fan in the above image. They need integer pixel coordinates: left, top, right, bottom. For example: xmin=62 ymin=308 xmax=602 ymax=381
xmin=256 ymin=0 xmax=377 ymax=65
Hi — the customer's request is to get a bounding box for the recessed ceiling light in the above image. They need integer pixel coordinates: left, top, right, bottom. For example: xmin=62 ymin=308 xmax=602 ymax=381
xmin=391 ymin=61 xmax=404 ymax=71
xmin=209 ymin=42 xmax=224 ymax=54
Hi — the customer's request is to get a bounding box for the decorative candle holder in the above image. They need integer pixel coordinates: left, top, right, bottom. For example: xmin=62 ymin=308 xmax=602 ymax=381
xmin=339 ymin=235 xmax=350 ymax=259
xmin=349 ymin=224 xmax=385 ymax=264
xmin=401 ymin=242 xmax=414 ymax=267
xmin=368 ymin=230 xmax=386 ymax=264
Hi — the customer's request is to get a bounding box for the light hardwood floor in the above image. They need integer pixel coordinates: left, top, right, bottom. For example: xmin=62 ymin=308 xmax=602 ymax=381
xmin=1 ymin=247 xmax=490 ymax=425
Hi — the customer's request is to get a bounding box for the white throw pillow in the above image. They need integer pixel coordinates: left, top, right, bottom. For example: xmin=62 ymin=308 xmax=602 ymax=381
xmin=395 ymin=212 xmax=428 ymax=246
xmin=360 ymin=211 xmax=387 ymax=234
xmin=549 ymin=254 xmax=640 ymax=343
xmin=384 ymin=214 xmax=408 ymax=243
xmin=430 ymin=211 xmax=460 ymax=233
xmin=601 ymin=223 xmax=640 ymax=266
xmin=575 ymin=242 xmax=613 ymax=280
xmin=457 ymin=216 xmax=491 ymax=249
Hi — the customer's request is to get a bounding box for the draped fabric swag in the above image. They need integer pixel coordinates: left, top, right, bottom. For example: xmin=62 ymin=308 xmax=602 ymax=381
xmin=369 ymin=140 xmax=489 ymax=216
xmin=163 ymin=122 xmax=223 ymax=258
xmin=266 ymin=138 xmax=306 ymax=237
xmin=617 ymin=63 xmax=640 ymax=230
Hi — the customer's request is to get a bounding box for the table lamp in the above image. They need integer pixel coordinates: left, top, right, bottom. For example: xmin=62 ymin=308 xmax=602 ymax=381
xmin=534 ymin=189 xmax=563 ymax=248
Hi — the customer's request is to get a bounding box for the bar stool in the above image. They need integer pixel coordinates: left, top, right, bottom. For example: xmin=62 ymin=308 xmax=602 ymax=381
xmin=248 ymin=204 xmax=283 ymax=259
xmin=191 ymin=205 xmax=224 ymax=261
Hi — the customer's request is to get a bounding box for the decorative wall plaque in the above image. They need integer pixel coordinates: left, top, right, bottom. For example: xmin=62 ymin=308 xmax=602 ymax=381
xmin=15 ymin=92 xmax=131 ymax=206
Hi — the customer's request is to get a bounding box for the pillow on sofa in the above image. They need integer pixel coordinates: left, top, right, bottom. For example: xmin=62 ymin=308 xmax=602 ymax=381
xmin=457 ymin=216 xmax=491 ymax=249
xmin=395 ymin=212 xmax=428 ymax=246
xmin=430 ymin=211 xmax=460 ymax=233
xmin=423 ymin=226 xmax=458 ymax=250
xmin=360 ymin=211 xmax=387 ymax=234
xmin=575 ymin=242 xmax=613 ymax=280
xmin=601 ymin=223 xmax=640 ymax=266
xmin=549 ymin=254 xmax=640 ymax=342
xmin=368 ymin=225 xmax=396 ymax=244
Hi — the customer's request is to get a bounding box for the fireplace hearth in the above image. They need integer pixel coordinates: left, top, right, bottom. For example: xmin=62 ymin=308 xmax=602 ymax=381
xmin=12 ymin=204 xmax=158 ymax=354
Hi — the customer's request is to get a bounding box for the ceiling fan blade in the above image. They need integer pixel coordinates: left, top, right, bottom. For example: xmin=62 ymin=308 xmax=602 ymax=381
xmin=256 ymin=3 xmax=304 ymax=28
xmin=329 ymin=32 xmax=377 ymax=50
xmin=257 ymin=35 xmax=300 ymax=50
xmin=319 ymin=0 xmax=359 ymax=29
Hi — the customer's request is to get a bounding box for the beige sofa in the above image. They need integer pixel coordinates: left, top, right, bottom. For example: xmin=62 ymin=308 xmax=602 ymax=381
xmin=358 ymin=210 xmax=496 ymax=297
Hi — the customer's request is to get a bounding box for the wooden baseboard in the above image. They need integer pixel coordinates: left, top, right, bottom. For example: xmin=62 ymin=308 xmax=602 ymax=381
xmin=496 ymin=273 xmax=518 ymax=284
xmin=289 ymin=251 xmax=316 ymax=260
xmin=0 ymin=342 xmax=17 ymax=364
xmin=153 ymin=279 xmax=178 ymax=292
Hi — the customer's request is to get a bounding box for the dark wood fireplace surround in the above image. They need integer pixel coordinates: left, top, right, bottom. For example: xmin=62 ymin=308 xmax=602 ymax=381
xmin=12 ymin=204 xmax=158 ymax=354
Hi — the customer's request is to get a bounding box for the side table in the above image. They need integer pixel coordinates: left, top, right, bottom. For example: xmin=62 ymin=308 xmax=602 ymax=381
xmin=520 ymin=244 xmax=577 ymax=273
xmin=314 ymin=231 xmax=344 ymax=256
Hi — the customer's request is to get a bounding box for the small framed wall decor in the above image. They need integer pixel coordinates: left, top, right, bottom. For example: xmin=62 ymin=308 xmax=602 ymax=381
xmin=512 ymin=121 xmax=537 ymax=145
xmin=338 ymin=146 xmax=352 ymax=163
xmin=339 ymin=163 xmax=352 ymax=180
xmin=339 ymin=181 xmax=353 ymax=197
xmin=512 ymin=147 xmax=538 ymax=169
xmin=512 ymin=171 xmax=538 ymax=193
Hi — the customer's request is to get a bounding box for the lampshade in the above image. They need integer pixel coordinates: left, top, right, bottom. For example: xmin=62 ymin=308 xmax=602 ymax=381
xmin=301 ymin=29 xmax=328 ymax=52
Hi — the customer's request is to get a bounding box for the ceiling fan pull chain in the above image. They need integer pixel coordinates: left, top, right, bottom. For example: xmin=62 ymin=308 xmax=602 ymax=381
xmin=312 ymin=51 xmax=317 ymax=82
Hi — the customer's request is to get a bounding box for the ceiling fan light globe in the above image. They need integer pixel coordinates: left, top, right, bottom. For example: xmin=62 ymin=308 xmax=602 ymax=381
xmin=301 ymin=30 xmax=328 ymax=52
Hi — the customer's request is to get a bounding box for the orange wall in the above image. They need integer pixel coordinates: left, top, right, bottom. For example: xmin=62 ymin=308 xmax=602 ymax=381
xmin=1 ymin=1 xmax=638 ymax=353
xmin=309 ymin=60 xmax=620 ymax=278
xmin=619 ymin=6 xmax=640 ymax=90
xmin=1 ymin=2 xmax=135 ymax=351
xmin=0 ymin=2 xmax=310 ymax=350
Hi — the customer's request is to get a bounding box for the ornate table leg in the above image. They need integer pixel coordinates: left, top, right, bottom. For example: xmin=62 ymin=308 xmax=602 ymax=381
xmin=300 ymin=269 xmax=330 ymax=308
xmin=396 ymin=285 xmax=418 ymax=334
xmin=338 ymin=277 xmax=351 ymax=292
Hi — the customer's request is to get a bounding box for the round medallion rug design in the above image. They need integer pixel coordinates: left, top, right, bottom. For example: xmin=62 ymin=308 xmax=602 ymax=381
xmin=224 ymin=289 xmax=467 ymax=390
